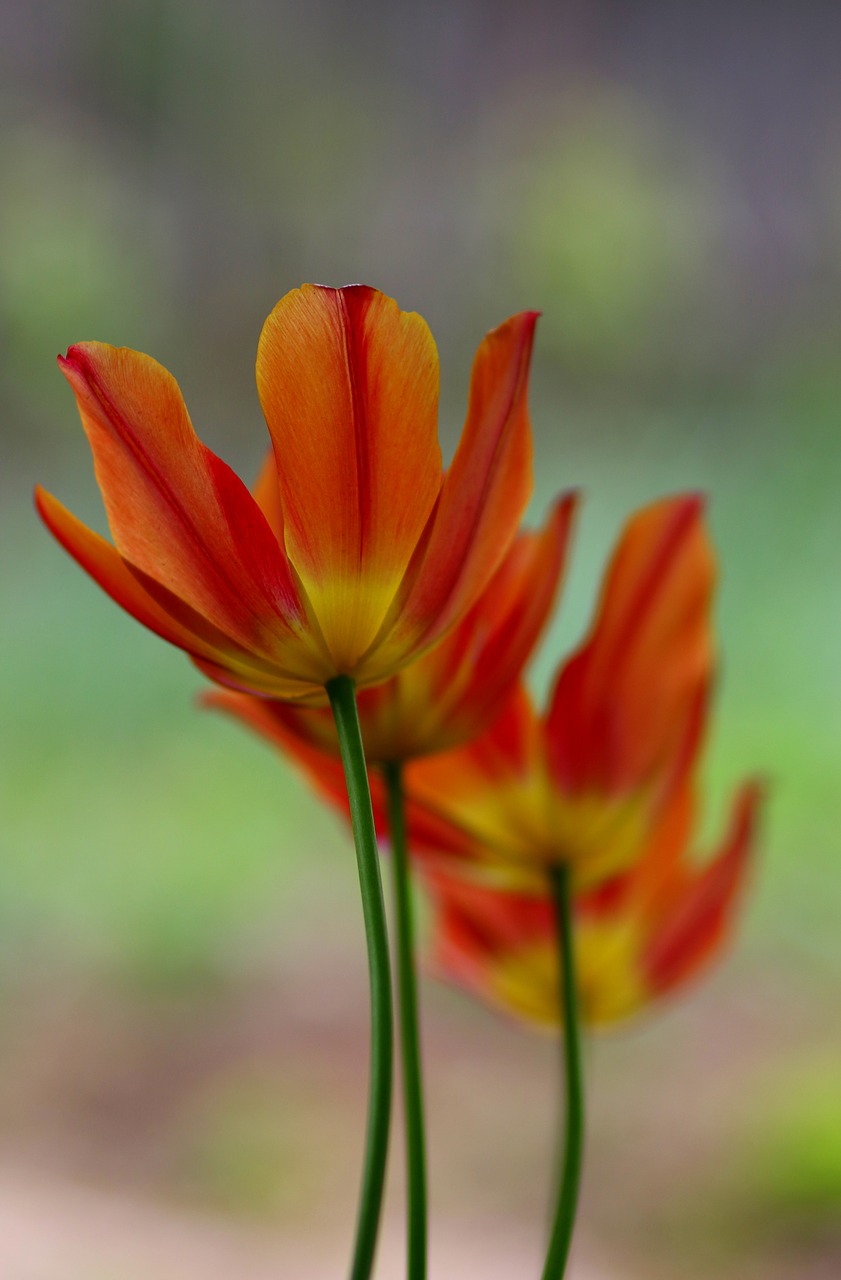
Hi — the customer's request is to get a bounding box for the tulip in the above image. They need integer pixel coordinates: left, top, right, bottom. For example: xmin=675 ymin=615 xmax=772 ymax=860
xmin=37 ymin=284 xmax=543 ymax=1280
xmin=36 ymin=284 xmax=537 ymax=702
xmin=423 ymin=779 xmax=762 ymax=1027
xmin=399 ymin=495 xmax=716 ymax=890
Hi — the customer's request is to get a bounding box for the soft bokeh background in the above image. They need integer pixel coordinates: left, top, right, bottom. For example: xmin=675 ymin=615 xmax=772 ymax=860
xmin=1 ymin=2 xmax=839 ymax=1276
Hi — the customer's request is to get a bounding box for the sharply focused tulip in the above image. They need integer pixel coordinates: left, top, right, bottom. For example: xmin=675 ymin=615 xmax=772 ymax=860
xmin=393 ymin=494 xmax=716 ymax=888
xmin=36 ymin=284 xmax=538 ymax=703
xmin=36 ymin=282 xmax=546 ymax=1280
xmin=206 ymin=492 xmax=576 ymax=761
xmin=423 ymin=779 xmax=762 ymax=1027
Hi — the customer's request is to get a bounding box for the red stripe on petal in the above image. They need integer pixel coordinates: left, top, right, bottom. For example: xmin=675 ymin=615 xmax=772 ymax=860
xmin=59 ymin=343 xmax=301 ymax=654
xmin=546 ymin=495 xmax=715 ymax=798
xmin=257 ymin=285 xmax=443 ymax=666
xmin=643 ymin=782 xmax=763 ymax=996
xmin=36 ymin=486 xmax=248 ymax=667
xmin=386 ymin=311 xmax=538 ymax=653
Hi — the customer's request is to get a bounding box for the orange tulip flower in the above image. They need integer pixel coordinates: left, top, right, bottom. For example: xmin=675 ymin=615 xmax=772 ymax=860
xmin=422 ymin=779 xmax=762 ymax=1027
xmin=397 ymin=494 xmax=716 ymax=888
xmin=206 ymin=492 xmax=577 ymax=762
xmin=36 ymin=284 xmax=538 ymax=702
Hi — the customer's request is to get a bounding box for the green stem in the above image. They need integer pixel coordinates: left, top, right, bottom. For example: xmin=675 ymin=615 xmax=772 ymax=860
xmin=326 ymin=676 xmax=394 ymax=1280
xmin=383 ymin=760 xmax=428 ymax=1280
xmin=541 ymin=864 xmax=585 ymax=1279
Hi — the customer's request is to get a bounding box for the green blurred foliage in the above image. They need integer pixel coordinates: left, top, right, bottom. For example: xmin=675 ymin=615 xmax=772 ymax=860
xmin=513 ymin=89 xmax=722 ymax=377
xmin=747 ymin=1061 xmax=841 ymax=1231
xmin=0 ymin=125 xmax=167 ymax=417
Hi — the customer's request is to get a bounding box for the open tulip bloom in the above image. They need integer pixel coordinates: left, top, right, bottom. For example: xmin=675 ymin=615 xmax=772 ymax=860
xmin=37 ymin=283 xmax=543 ymax=1280
xmin=392 ymin=496 xmax=763 ymax=1277
xmin=422 ymin=777 xmax=762 ymax=1030
xmin=38 ymin=283 xmax=761 ymax=1280
xmin=36 ymin=284 xmax=537 ymax=702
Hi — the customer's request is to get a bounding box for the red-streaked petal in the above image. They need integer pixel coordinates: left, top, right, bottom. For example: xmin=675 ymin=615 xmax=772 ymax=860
xmin=400 ymin=686 xmax=544 ymax=864
xmin=346 ymin=491 xmax=577 ymax=761
xmin=58 ymin=342 xmax=302 ymax=654
xmin=608 ymin=781 xmax=699 ymax=916
xmin=378 ymin=311 xmax=538 ymax=656
xmin=424 ymin=863 xmax=554 ymax=963
xmin=256 ymin=284 xmax=443 ymax=666
xmin=36 ymin=488 xmax=316 ymax=695
xmin=232 ymin=486 xmax=571 ymax=764
xmin=427 ymin=881 xmax=547 ymax=1003
xmin=407 ymin=685 xmax=542 ymax=812
xmin=643 ymin=782 xmax=763 ymax=996
xmin=425 ymin=492 xmax=577 ymax=746
xmin=36 ymin=487 xmax=240 ymax=663
xmin=190 ymin=657 xmax=327 ymax=703
xmin=546 ymin=495 xmax=715 ymax=798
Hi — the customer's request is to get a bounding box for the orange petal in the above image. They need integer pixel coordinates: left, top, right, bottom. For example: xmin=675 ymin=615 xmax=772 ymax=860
xmin=643 ymin=782 xmax=763 ymax=996
xmin=401 ymin=686 xmax=545 ymax=865
xmin=546 ymin=495 xmax=715 ymax=798
xmin=190 ymin=657 xmax=328 ymax=703
xmin=58 ymin=342 xmax=302 ymax=655
xmin=381 ymin=311 xmax=538 ymax=656
xmin=36 ymin=487 xmax=237 ymax=661
xmin=256 ymin=285 xmax=443 ymax=667
xmin=425 ymin=864 xmax=554 ymax=962
xmin=430 ymin=492 xmax=577 ymax=744
xmin=407 ymin=685 xmax=542 ymax=812
xmin=612 ymin=781 xmax=699 ymax=916
xmin=207 ymin=482 xmax=572 ymax=760
xmin=36 ymin=487 xmax=316 ymax=695
xmin=335 ymin=491 xmax=576 ymax=761
xmin=428 ymin=878 xmax=546 ymax=1002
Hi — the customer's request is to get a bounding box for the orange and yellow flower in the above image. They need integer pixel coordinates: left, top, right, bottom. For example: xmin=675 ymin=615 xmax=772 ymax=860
xmin=422 ymin=779 xmax=762 ymax=1027
xmin=37 ymin=284 xmax=538 ymax=702
xmin=398 ymin=495 xmax=716 ymax=888
xmin=207 ymin=492 xmax=576 ymax=762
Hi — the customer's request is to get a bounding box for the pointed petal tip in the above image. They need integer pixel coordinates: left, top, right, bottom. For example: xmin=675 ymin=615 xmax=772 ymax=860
xmin=671 ymin=491 xmax=707 ymax=519
xmin=550 ymin=488 xmax=581 ymax=525
xmin=34 ymin=484 xmax=64 ymax=531
xmin=33 ymin=484 xmax=51 ymax=529
xmin=199 ymin=687 xmax=251 ymax=715
xmin=58 ymin=343 xmax=92 ymax=370
xmin=735 ymin=777 xmax=768 ymax=829
xmin=56 ymin=349 xmax=80 ymax=381
xmin=496 ymin=309 xmax=540 ymax=340
xmin=57 ymin=342 xmax=107 ymax=389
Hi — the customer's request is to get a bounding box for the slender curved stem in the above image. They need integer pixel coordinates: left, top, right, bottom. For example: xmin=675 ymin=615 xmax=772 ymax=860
xmin=326 ymin=676 xmax=394 ymax=1280
xmin=541 ymin=864 xmax=585 ymax=1279
xmin=383 ymin=760 xmax=428 ymax=1280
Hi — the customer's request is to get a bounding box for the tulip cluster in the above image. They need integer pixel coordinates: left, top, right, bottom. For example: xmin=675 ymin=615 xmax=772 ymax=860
xmin=38 ymin=284 xmax=761 ymax=1280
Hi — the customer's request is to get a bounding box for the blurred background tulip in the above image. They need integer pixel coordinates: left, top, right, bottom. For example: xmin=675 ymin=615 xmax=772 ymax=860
xmin=1 ymin=2 xmax=838 ymax=1277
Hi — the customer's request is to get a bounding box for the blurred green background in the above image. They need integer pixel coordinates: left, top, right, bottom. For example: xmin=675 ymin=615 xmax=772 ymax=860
xmin=1 ymin=2 xmax=839 ymax=1276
